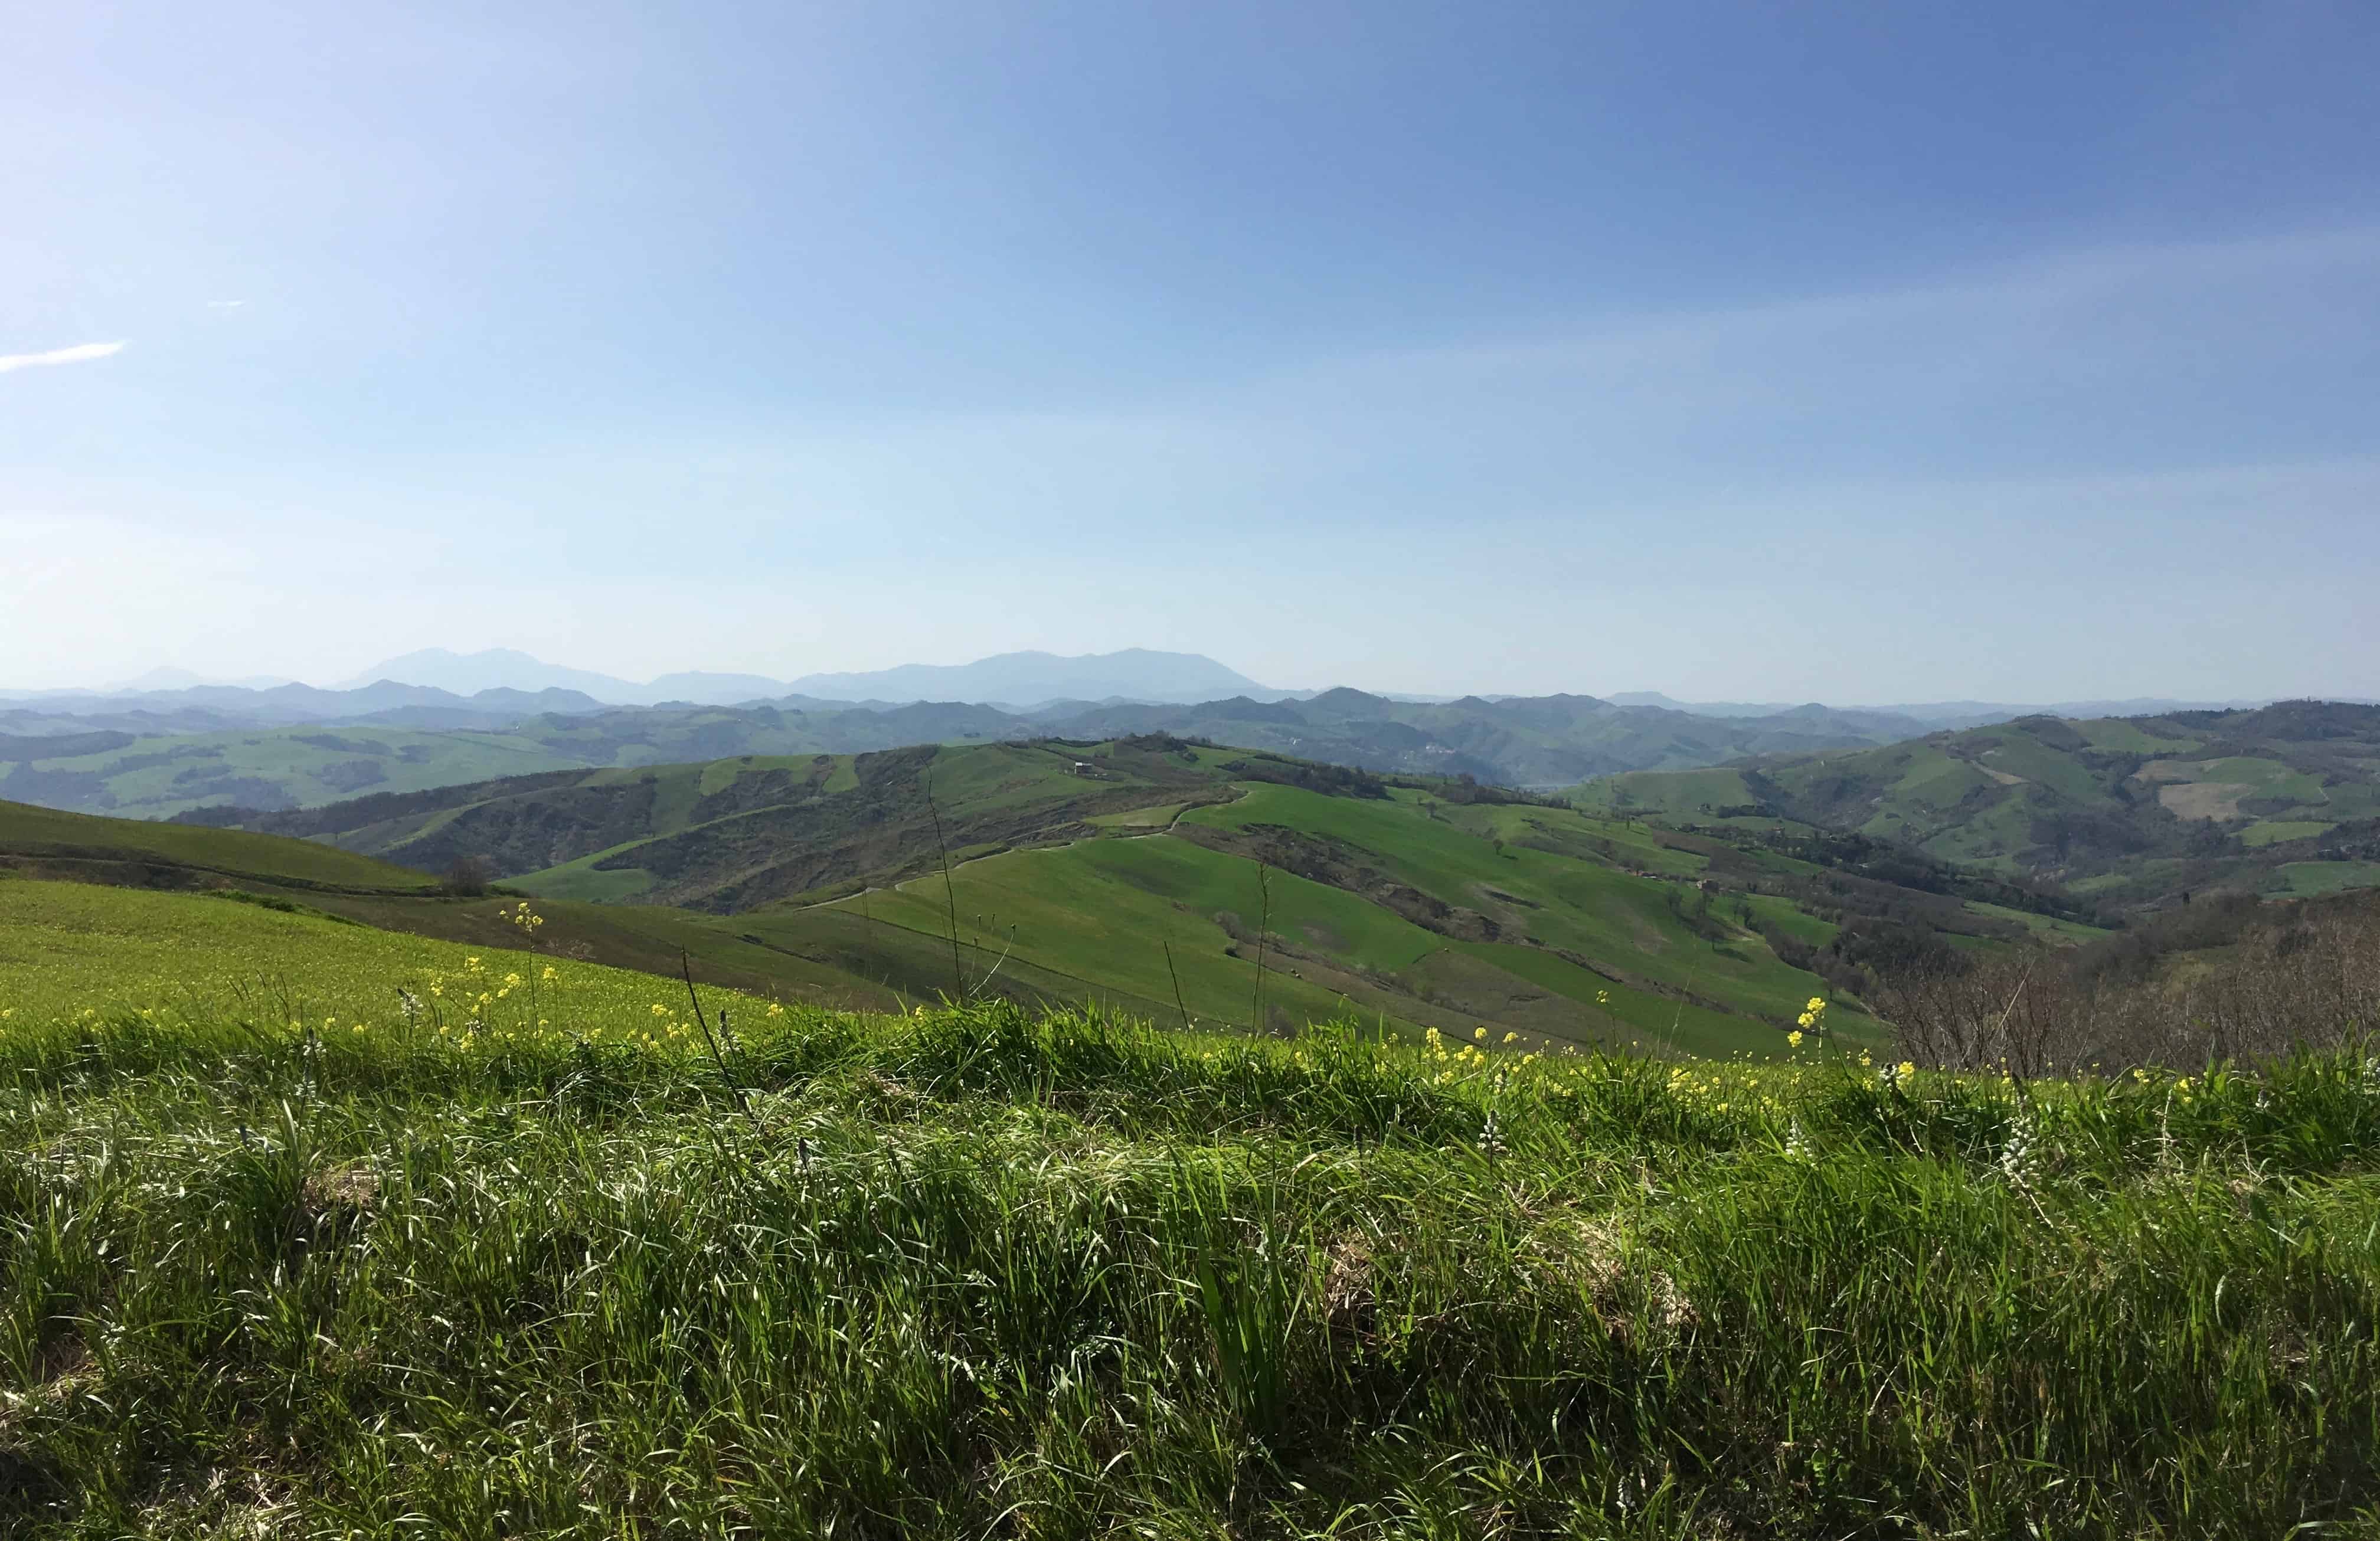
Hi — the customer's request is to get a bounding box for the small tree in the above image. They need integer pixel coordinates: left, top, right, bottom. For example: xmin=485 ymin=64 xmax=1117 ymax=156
xmin=443 ymin=855 xmax=495 ymax=897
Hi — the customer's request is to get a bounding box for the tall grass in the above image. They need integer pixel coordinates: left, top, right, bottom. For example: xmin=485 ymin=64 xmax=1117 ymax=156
xmin=4 ymin=1000 xmax=2377 ymax=1537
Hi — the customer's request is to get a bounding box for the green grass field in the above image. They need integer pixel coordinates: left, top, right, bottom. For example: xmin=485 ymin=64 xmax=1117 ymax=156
xmin=2277 ymin=860 xmax=2380 ymax=896
xmin=4 ymin=897 xmax=2378 ymax=1537
xmin=756 ymin=780 xmax=1885 ymax=1057
xmin=1182 ymin=784 xmax=1876 ymax=1036
xmin=0 ymin=799 xmax=438 ymax=892
xmin=1961 ymin=899 xmax=2109 ymax=943
xmin=2242 ymin=819 xmax=2336 ymax=848
xmin=0 ymin=879 xmax=793 ymax=1039
xmin=1 ymin=789 xmax=1869 ymax=1057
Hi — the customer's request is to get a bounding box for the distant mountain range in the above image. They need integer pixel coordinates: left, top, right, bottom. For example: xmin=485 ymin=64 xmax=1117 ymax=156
xmin=309 ymin=647 xmax=1283 ymax=708
xmin=0 ymin=684 xmax=1944 ymax=821
xmin=6 ymin=647 xmax=2368 ymax=833
xmin=1600 ymin=692 xmax=2298 ymax=732
xmin=15 ymin=647 xmax=2349 ymax=727
xmin=10 ymin=648 xmax=1280 ymax=712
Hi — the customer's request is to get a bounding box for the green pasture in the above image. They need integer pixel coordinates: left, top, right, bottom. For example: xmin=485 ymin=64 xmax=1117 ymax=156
xmin=1963 ymin=899 xmax=2108 ymax=943
xmin=812 ymin=836 xmax=1440 ymax=1034
xmin=2276 ymin=861 xmax=2380 ymax=897
xmin=1188 ymin=784 xmax=1849 ymax=1025
xmin=2242 ymin=820 xmax=2335 ymax=848
xmin=0 ymin=879 xmax=749 ymax=1033
xmin=0 ymin=798 xmax=436 ymax=891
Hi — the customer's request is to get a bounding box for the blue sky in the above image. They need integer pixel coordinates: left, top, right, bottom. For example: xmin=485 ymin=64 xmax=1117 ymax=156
xmin=5 ymin=1 xmax=2375 ymax=699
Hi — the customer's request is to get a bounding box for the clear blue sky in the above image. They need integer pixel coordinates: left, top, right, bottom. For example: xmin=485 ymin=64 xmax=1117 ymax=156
xmin=6 ymin=1 xmax=2376 ymax=699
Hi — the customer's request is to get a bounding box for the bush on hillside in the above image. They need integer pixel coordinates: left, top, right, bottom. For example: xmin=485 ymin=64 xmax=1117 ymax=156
xmin=440 ymin=853 xmax=496 ymax=896
xmin=1881 ymin=895 xmax=2380 ymax=1072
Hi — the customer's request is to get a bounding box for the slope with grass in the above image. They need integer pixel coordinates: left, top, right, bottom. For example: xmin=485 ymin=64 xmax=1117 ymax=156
xmin=230 ymin=740 xmax=2100 ymax=1050
xmin=3 ymin=734 xmax=2041 ymax=1056
xmin=0 ymin=804 xmax=903 ymax=1015
xmin=5 ymin=933 xmax=2378 ymax=1537
xmin=292 ymin=740 xmax=1235 ymax=911
xmin=0 ymin=798 xmax=441 ymax=893
xmin=740 ymin=757 xmax=1985 ymax=1055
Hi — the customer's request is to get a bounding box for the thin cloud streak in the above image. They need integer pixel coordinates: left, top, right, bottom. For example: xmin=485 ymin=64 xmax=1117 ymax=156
xmin=0 ymin=341 xmax=127 ymax=374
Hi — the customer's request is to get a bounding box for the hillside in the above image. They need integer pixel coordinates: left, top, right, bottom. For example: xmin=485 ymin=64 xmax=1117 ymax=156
xmin=0 ymin=797 xmax=444 ymax=894
xmin=1575 ymin=701 xmax=2380 ymax=907
xmin=0 ymin=799 xmax=903 ymax=1013
xmin=5 ymin=905 xmax=2378 ymax=1536
xmin=1035 ymin=689 xmax=1921 ymax=786
xmin=174 ymin=738 xmax=2118 ymax=1056
xmin=0 ymin=688 xmax=1933 ymax=821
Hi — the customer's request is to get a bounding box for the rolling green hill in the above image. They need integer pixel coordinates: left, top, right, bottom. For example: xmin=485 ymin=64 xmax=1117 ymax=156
xmin=183 ymin=739 xmax=2111 ymax=1056
xmin=1575 ymin=701 xmax=2380 ymax=907
xmin=0 ymin=798 xmax=443 ymax=893
xmin=227 ymin=740 xmax=1244 ymax=909
xmin=0 ymin=799 xmax=895 ymax=1013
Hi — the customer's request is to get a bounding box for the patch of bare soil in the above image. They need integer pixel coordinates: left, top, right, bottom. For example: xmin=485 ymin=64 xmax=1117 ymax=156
xmin=2159 ymin=781 xmax=2252 ymax=822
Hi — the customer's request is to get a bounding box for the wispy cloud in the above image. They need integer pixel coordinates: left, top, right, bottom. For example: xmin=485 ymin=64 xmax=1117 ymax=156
xmin=206 ymin=299 xmax=246 ymax=310
xmin=0 ymin=341 xmax=127 ymax=375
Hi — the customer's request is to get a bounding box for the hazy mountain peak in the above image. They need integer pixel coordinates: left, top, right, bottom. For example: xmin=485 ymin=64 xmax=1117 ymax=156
xmin=339 ymin=649 xmax=647 ymax=702
xmin=782 ymin=649 xmax=1278 ymax=706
